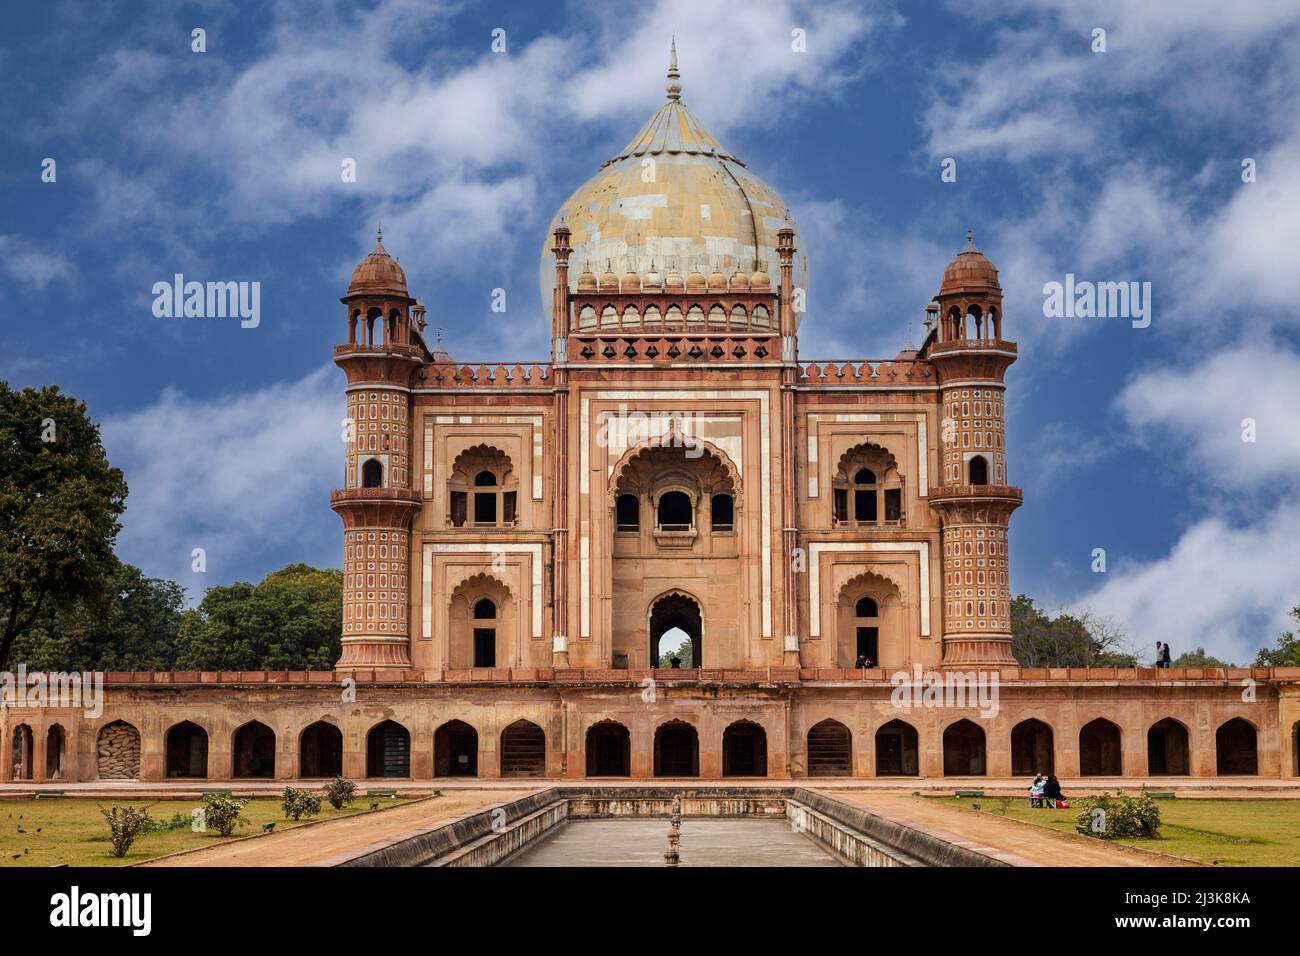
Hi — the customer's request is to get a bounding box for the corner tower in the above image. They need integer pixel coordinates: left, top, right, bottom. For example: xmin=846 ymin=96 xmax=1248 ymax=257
xmin=331 ymin=230 xmax=425 ymax=672
xmin=925 ymin=231 xmax=1022 ymax=667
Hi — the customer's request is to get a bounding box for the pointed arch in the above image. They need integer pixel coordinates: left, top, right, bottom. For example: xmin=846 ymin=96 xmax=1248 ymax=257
xmin=1010 ymin=718 xmax=1054 ymax=775
xmin=165 ymin=720 xmax=209 ymax=779
xmin=876 ymin=718 xmax=919 ymax=776
xmin=653 ymin=719 xmax=699 ymax=777
xmin=1147 ymin=717 xmax=1190 ymax=775
xmin=449 ymin=573 xmax=516 ymax=669
xmin=233 ymin=720 xmax=276 ymax=778
xmin=649 ymin=588 xmax=703 ymax=668
xmin=434 ymin=719 xmax=478 ymax=776
xmin=367 ymin=719 xmax=411 ymax=778
xmin=1079 ymin=717 xmax=1122 ymax=776
xmin=96 ymin=720 xmax=141 ymax=780
xmin=942 ymin=718 xmax=986 ymax=776
xmin=586 ymin=719 xmax=631 ymax=777
xmin=807 ymin=719 xmax=852 ymax=777
xmin=1216 ymin=717 xmax=1258 ymax=775
xmin=722 ymin=720 xmax=768 ymax=777
xmin=500 ymin=719 xmax=546 ymax=776
xmin=299 ymin=720 xmax=343 ymax=778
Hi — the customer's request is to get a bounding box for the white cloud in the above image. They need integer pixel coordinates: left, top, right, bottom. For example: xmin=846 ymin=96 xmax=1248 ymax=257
xmin=100 ymin=366 xmax=343 ymax=595
xmin=0 ymin=235 xmax=74 ymax=290
xmin=1116 ymin=343 xmax=1300 ymax=490
xmin=1075 ymin=505 xmax=1300 ymax=664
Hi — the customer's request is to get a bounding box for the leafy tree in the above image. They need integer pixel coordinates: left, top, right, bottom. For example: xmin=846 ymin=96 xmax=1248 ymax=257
xmin=1171 ymin=646 xmax=1233 ymax=668
xmin=0 ymin=383 xmax=128 ymax=669
xmin=8 ymin=561 xmax=184 ymax=671
xmin=1254 ymin=606 xmax=1300 ymax=667
xmin=175 ymin=563 xmax=342 ymax=670
xmin=1010 ymin=594 xmax=1136 ymax=667
xmin=657 ymin=637 xmax=693 ymax=668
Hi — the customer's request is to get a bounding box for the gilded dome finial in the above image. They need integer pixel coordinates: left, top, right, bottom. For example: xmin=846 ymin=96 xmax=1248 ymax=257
xmin=667 ymin=36 xmax=681 ymax=101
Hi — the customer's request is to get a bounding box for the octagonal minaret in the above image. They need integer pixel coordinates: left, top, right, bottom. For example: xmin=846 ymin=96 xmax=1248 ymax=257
xmin=331 ymin=230 xmax=425 ymax=672
xmin=925 ymin=231 xmax=1022 ymax=667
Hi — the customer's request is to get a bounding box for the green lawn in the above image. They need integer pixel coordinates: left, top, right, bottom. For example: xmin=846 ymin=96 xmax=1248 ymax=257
xmin=929 ymin=796 xmax=1300 ymax=866
xmin=0 ymin=795 xmax=402 ymax=867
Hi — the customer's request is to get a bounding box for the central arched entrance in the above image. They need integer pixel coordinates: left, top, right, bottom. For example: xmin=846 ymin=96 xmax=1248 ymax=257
xmin=649 ymin=591 xmax=702 ymax=669
xmin=654 ymin=720 xmax=699 ymax=777
xmin=875 ymin=719 xmax=919 ymax=776
xmin=1079 ymin=718 xmax=1122 ymax=776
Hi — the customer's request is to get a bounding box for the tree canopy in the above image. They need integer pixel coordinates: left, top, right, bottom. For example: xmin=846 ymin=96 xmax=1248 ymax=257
xmin=1254 ymin=606 xmax=1300 ymax=667
xmin=1010 ymin=594 xmax=1136 ymax=667
xmin=174 ymin=563 xmax=343 ymax=671
xmin=0 ymin=382 xmax=128 ymax=669
xmin=8 ymin=561 xmax=184 ymax=671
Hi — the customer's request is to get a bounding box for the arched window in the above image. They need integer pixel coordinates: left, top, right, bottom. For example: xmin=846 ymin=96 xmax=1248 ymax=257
xmin=361 ymin=458 xmax=383 ymax=488
xmin=657 ymin=490 xmax=693 ymax=530
xmin=711 ymin=493 xmax=734 ymax=532
xmin=448 ymin=446 xmax=517 ymax=528
xmin=616 ymin=494 xmax=640 ymax=531
xmin=833 ymin=444 xmax=904 ymax=526
xmin=472 ymin=598 xmax=497 ymax=667
xmin=853 ymin=596 xmax=879 ymax=665
xmin=969 ymin=455 xmax=989 ymax=486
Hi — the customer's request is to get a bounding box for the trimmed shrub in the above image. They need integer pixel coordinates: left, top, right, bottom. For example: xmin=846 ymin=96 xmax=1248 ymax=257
xmin=1075 ymin=790 xmax=1161 ymax=839
xmin=323 ymin=777 xmax=357 ymax=811
xmin=99 ymin=804 xmax=153 ymax=858
xmin=282 ymin=786 xmax=322 ymax=821
xmin=202 ymin=794 xmax=249 ymax=837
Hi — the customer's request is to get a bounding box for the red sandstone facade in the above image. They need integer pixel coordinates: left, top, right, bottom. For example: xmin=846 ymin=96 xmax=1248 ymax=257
xmin=4 ymin=57 xmax=1299 ymax=785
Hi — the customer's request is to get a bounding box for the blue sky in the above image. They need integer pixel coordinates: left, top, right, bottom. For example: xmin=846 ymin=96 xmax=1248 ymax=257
xmin=3 ymin=0 xmax=1299 ymax=664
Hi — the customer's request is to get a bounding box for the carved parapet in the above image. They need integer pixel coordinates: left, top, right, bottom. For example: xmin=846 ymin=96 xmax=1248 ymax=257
xmin=797 ymin=359 xmax=935 ymax=385
xmin=416 ymin=363 xmax=552 ymax=388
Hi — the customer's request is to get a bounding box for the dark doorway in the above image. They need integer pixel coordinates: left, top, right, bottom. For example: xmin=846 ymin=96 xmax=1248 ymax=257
xmin=586 ymin=721 xmax=631 ymax=777
xmin=969 ymin=455 xmax=989 ymax=485
xmin=473 ymin=628 xmax=496 ymax=667
xmin=366 ymin=720 xmax=411 ymax=778
xmin=653 ymin=721 xmax=699 ymax=777
xmin=434 ymin=719 xmax=478 ymax=776
xmin=722 ymin=721 xmax=767 ymax=777
xmin=875 ymin=719 xmax=919 ymax=776
xmin=300 ymin=721 xmax=343 ymax=777
xmin=500 ymin=720 xmax=546 ymax=776
xmin=233 ymin=721 xmax=276 ymax=778
xmin=10 ymin=725 xmax=33 ymax=781
xmin=45 ymin=725 xmax=66 ymax=780
xmin=1148 ymin=718 xmax=1190 ymax=775
xmin=361 ymin=458 xmax=383 ymax=488
xmin=1079 ymin=718 xmax=1122 ymax=775
xmin=649 ymin=592 xmax=702 ymax=669
xmin=942 ymin=719 xmax=987 ymax=775
xmin=1010 ymin=718 xmax=1054 ymax=775
xmin=807 ymin=719 xmax=852 ymax=776
xmin=165 ymin=721 xmax=209 ymax=778
xmin=1216 ymin=718 xmax=1258 ymax=775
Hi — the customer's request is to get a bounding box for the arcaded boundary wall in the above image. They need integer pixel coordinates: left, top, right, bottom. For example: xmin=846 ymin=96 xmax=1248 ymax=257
xmin=3 ymin=671 xmax=1299 ymax=783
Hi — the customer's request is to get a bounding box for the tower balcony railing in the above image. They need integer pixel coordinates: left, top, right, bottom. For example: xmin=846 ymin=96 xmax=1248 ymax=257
xmin=330 ymin=486 xmax=422 ymax=504
xmin=927 ymin=338 xmax=1017 ymax=356
xmin=927 ymin=483 xmax=1022 ymax=502
xmin=334 ymin=342 xmax=424 ymax=360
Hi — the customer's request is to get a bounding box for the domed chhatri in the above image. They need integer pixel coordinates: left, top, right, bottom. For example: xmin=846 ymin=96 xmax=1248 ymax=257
xmin=348 ymin=226 xmax=408 ymax=296
xmin=540 ymin=41 xmax=805 ymax=312
xmin=940 ymin=229 xmax=1000 ymax=296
